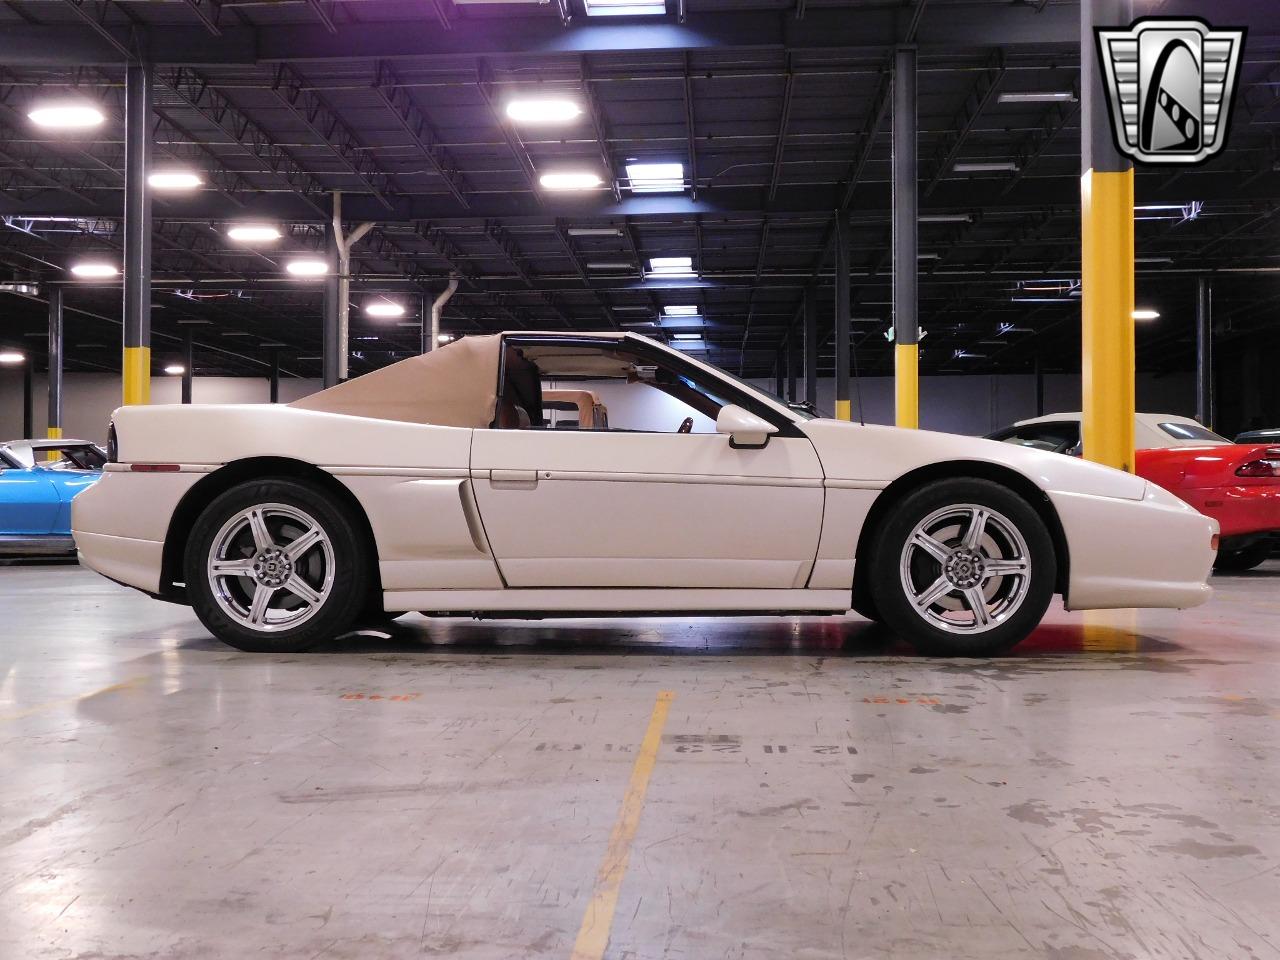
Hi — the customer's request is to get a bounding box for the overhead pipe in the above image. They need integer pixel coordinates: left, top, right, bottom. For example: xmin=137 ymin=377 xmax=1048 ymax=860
xmin=429 ymin=277 xmax=459 ymax=352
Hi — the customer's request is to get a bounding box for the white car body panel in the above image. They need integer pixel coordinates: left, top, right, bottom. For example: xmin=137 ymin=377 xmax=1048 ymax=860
xmin=72 ymin=332 xmax=1217 ymax=619
xmin=469 ymin=428 xmax=824 ymax=589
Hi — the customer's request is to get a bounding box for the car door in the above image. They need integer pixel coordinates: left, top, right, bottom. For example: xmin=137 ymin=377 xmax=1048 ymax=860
xmin=470 ymin=427 xmax=826 ymax=589
xmin=0 ymin=466 xmax=60 ymax=535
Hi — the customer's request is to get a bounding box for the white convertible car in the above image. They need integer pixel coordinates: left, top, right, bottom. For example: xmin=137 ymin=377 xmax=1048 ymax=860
xmin=72 ymin=332 xmax=1217 ymax=655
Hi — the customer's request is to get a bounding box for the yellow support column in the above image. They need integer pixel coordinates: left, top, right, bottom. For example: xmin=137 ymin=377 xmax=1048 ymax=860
xmin=1080 ymin=0 xmax=1135 ymax=472
xmin=121 ymin=61 xmax=153 ymax=408
xmin=1080 ymin=169 xmax=1134 ymax=471
xmin=892 ymin=45 xmax=919 ymax=429
xmin=122 ymin=346 xmax=151 ymax=406
xmin=45 ymin=425 xmax=63 ymax=462
xmin=895 ymin=343 xmax=919 ymax=429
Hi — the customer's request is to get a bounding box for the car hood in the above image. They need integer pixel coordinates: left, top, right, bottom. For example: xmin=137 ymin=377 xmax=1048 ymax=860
xmin=798 ymin=419 xmax=1149 ymax=501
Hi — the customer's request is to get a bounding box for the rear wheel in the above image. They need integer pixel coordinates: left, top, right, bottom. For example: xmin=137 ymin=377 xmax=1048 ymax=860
xmin=184 ymin=479 xmax=370 ymax=652
xmin=867 ymin=479 xmax=1056 ymax=656
xmin=1213 ymin=539 xmax=1271 ymax=573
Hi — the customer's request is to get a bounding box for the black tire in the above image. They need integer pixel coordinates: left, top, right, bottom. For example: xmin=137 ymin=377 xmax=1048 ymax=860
xmin=184 ymin=478 xmax=371 ymax=652
xmin=866 ymin=478 xmax=1057 ymax=656
xmin=1213 ymin=540 xmax=1271 ymax=573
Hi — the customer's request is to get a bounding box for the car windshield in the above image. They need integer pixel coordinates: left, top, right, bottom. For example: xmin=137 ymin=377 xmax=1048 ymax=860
xmin=1158 ymin=421 xmax=1229 ymax=443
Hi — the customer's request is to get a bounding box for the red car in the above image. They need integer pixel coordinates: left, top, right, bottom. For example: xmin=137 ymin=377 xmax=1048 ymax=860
xmin=988 ymin=413 xmax=1280 ymax=572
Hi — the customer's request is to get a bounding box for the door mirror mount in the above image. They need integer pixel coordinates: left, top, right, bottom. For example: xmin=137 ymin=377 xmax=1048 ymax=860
xmin=716 ymin=404 xmax=778 ymax=449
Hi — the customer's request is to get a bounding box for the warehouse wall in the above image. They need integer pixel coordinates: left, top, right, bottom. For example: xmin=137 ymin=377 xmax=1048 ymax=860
xmin=1 ymin=368 xmax=1197 ymax=444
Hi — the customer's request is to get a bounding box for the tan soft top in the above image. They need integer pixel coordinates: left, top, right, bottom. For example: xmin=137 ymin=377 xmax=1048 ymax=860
xmin=290 ymin=334 xmax=502 ymax=427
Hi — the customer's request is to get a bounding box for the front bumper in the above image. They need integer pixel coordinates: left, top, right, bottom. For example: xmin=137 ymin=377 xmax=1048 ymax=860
xmin=1050 ymin=482 xmax=1217 ymax=611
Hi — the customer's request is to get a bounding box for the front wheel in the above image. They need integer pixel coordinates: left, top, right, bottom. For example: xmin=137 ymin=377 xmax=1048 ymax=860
xmin=184 ymin=478 xmax=371 ymax=652
xmin=867 ymin=479 xmax=1057 ymax=656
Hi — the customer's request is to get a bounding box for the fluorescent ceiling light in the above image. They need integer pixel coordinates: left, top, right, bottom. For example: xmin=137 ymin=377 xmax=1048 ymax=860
xmin=285 ymin=258 xmax=327 ymax=277
xmin=1136 ymin=257 xmax=1174 ymax=264
xmin=1011 ymin=297 xmax=1077 ymax=303
xmin=586 ymin=261 xmax=634 ymax=270
xmin=953 ymin=161 xmax=1019 ymax=173
xmin=365 ymin=301 xmax=405 ymax=318
xmin=0 ymin=351 xmax=24 ymax=365
xmin=663 ymin=305 xmax=699 ymax=316
xmin=1132 ymin=308 xmax=1160 ymax=321
xmin=540 ymin=171 xmax=603 ymax=191
xmin=648 ymin=256 xmax=694 ymax=277
xmin=567 ymin=227 xmax=623 ymax=237
xmin=28 ymin=103 xmax=104 ymax=129
xmin=506 ymin=98 xmax=582 ymax=124
xmin=227 ymin=224 xmax=282 ymax=243
xmin=584 ymin=0 xmax=666 ymax=16
xmin=611 ymin=305 xmax=651 ymax=311
xmin=918 ymin=253 xmax=941 ymax=260
xmin=164 ymin=364 xmax=186 ymax=375
xmin=997 ymin=91 xmax=1077 ymax=104
xmin=148 ymin=171 xmax=202 ymax=191
xmin=626 ymin=162 xmax=684 ymax=193
xmin=672 ymin=333 xmax=702 ymax=340
xmin=919 ymin=213 xmax=972 ymax=223
xmin=70 ymin=262 xmax=118 ymax=278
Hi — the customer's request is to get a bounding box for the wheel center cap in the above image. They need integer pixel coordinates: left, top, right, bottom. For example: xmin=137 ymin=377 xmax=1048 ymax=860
xmin=252 ymin=548 xmax=293 ymax=588
xmin=945 ymin=549 xmax=985 ymax=589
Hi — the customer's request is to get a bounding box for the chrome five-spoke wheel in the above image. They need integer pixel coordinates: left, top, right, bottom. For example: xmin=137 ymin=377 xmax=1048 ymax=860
xmin=869 ymin=478 xmax=1055 ymax=655
xmin=207 ymin=503 xmax=335 ymax=633
xmin=899 ymin=503 xmax=1032 ymax=634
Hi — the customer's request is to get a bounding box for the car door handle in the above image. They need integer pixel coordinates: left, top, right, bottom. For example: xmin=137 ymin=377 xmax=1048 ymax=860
xmin=489 ymin=469 xmax=539 ymax=490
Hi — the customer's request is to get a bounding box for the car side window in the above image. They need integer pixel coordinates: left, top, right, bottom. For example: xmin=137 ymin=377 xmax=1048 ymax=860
xmin=495 ymin=342 xmax=732 ymax=434
xmin=997 ymin=423 xmax=1080 ymax=454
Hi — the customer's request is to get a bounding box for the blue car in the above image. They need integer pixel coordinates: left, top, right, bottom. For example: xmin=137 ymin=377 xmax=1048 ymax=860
xmin=0 ymin=439 xmax=105 ymax=555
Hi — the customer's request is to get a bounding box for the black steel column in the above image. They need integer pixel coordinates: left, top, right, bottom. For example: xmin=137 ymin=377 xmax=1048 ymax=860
xmin=122 ymin=60 xmax=153 ymax=406
xmin=1196 ymin=277 xmax=1214 ymax=427
xmin=892 ymin=44 xmax=919 ymax=428
xmin=774 ymin=349 xmax=784 ymax=397
xmin=181 ymin=329 xmax=193 ymax=404
xmin=47 ymin=286 xmax=63 ymax=440
xmin=269 ymin=349 xmax=281 ymax=404
xmin=22 ymin=358 xmax=33 ymax=439
xmin=786 ymin=332 xmax=797 ymax=401
xmin=1034 ymin=351 xmax=1045 ymax=417
xmin=322 ymin=220 xmax=341 ymax=388
xmin=803 ymin=284 xmax=818 ymax=408
xmin=834 ymin=217 xmax=851 ymax=420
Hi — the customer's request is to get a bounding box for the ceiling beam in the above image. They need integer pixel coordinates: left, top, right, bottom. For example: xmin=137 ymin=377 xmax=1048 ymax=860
xmin=1 ymin=5 xmax=1089 ymax=67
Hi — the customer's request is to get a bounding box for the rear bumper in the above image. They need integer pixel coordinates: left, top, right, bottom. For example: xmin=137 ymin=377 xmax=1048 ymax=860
xmin=1178 ymin=485 xmax=1280 ymax=539
xmin=74 ymin=530 xmax=164 ymax=593
xmin=71 ymin=469 xmax=200 ymax=595
xmin=1050 ymin=484 xmax=1217 ymax=611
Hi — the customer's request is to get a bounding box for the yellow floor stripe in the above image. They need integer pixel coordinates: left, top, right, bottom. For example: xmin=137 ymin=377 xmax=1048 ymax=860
xmin=570 ymin=690 xmax=675 ymax=960
xmin=0 ymin=676 xmax=147 ymax=723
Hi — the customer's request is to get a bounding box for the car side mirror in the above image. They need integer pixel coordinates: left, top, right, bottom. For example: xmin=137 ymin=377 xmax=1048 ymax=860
xmin=716 ymin=404 xmax=778 ymax=449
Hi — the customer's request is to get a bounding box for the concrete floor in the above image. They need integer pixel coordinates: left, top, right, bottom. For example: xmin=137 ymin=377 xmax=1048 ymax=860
xmin=2 ymin=562 xmax=1279 ymax=960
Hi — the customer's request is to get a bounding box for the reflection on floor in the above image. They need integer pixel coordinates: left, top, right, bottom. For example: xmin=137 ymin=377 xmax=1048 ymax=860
xmin=2 ymin=562 xmax=1278 ymax=959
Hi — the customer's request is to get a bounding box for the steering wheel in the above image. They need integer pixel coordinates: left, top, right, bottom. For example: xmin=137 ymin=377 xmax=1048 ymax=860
xmin=677 ymin=417 xmax=694 ymax=435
